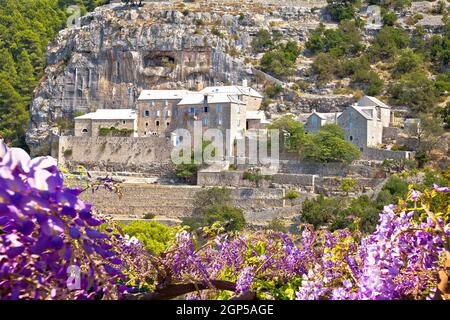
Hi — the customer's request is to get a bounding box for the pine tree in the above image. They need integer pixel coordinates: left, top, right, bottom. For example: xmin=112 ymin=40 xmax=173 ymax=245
xmin=0 ymin=49 xmax=18 ymax=85
xmin=16 ymin=50 xmax=36 ymax=99
xmin=0 ymin=76 xmax=28 ymax=147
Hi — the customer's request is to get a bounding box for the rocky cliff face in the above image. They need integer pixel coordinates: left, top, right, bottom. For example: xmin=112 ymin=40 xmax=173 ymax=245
xmin=27 ymin=1 xmax=326 ymax=155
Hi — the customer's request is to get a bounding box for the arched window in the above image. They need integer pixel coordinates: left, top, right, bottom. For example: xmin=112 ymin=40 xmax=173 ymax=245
xmin=156 ymin=120 xmax=160 ymax=127
xmin=82 ymin=129 xmax=88 ymax=133
xmin=349 ymin=136 xmax=353 ymax=141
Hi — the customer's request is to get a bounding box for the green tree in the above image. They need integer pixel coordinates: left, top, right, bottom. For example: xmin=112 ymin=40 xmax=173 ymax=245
xmin=300 ymin=124 xmax=360 ymax=164
xmin=306 ymin=21 xmax=363 ymax=57
xmin=260 ymin=41 xmax=300 ymax=78
xmin=268 ymin=115 xmax=306 ymax=152
xmin=0 ymin=77 xmax=28 ymax=146
xmin=300 ymin=194 xmax=344 ymax=228
xmin=351 ymin=70 xmax=384 ymax=95
xmin=382 ymin=9 xmax=397 ymax=26
xmin=394 ymin=50 xmax=422 ymax=75
xmin=375 ymin=175 xmax=409 ymax=208
xmin=16 ymin=50 xmax=36 ymax=98
xmin=341 ymin=178 xmax=357 ymax=195
xmin=326 ymin=0 xmax=358 ymax=22
xmin=388 ymin=71 xmax=438 ymax=112
xmin=183 ymin=187 xmax=245 ymax=232
xmin=204 ymin=204 xmax=246 ymax=232
xmin=369 ymin=26 xmax=409 ymax=61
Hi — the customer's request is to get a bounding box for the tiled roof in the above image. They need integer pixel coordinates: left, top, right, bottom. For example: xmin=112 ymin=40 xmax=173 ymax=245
xmin=200 ymin=85 xmax=263 ymax=98
xmin=177 ymin=93 xmax=245 ymax=105
xmin=75 ymin=109 xmax=136 ymax=120
xmin=137 ymin=90 xmax=191 ymax=100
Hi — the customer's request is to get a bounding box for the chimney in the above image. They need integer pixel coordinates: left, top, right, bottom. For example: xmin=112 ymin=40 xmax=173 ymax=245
xmin=242 ymin=79 xmax=248 ymax=87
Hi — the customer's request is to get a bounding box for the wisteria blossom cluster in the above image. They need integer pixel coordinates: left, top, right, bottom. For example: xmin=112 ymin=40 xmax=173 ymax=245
xmin=0 ymin=141 xmax=449 ymax=300
xmin=160 ymin=187 xmax=449 ymax=300
xmin=0 ymin=141 xmax=151 ymax=299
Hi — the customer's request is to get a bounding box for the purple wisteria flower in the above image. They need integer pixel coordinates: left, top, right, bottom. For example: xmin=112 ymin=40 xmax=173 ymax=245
xmin=433 ymin=183 xmax=450 ymax=193
xmin=236 ymin=266 xmax=255 ymax=293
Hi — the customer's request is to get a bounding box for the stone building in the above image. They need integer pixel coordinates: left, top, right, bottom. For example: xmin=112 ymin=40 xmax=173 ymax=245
xmin=246 ymin=111 xmax=270 ymax=129
xmin=74 ymin=109 xmax=137 ymax=137
xmin=135 ymin=90 xmax=190 ymax=136
xmin=337 ymin=104 xmax=384 ymax=151
xmin=134 ymin=85 xmax=264 ymax=154
xmin=304 ymin=110 xmax=341 ymax=133
xmin=75 ymin=85 xmax=266 ymax=155
xmin=302 ymin=96 xmax=394 ymax=151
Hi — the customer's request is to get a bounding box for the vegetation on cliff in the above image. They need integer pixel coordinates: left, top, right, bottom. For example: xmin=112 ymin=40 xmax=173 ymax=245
xmin=0 ymin=0 xmax=106 ymax=149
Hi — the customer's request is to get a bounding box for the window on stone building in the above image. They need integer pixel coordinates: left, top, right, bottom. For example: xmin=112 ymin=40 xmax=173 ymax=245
xmin=189 ymin=107 xmax=195 ymax=114
xmin=151 ymin=101 xmax=155 ymax=107
xmin=145 ymin=122 xmax=148 ymax=127
xmin=203 ymin=117 xmax=209 ymax=125
xmin=204 ymin=106 xmax=209 ymax=113
xmin=349 ymin=136 xmax=353 ymax=141
xmin=166 ymin=122 xmax=170 ymax=127
xmin=156 ymin=120 xmax=160 ymax=126
xmin=82 ymin=129 xmax=88 ymax=133
xmin=122 ymin=121 xmax=126 ymax=124
xmin=156 ymin=110 xmax=161 ymax=117
xmin=144 ymin=110 xmax=150 ymax=117
xmin=217 ymin=105 xmax=222 ymax=113
xmin=165 ymin=110 xmax=171 ymax=117
xmin=164 ymin=100 xmax=168 ymax=107
xmin=218 ymin=115 xmax=223 ymax=125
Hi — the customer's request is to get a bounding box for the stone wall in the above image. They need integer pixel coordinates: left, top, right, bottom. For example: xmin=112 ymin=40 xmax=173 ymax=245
xmin=197 ymin=169 xmax=385 ymax=194
xmin=80 ymin=184 xmax=288 ymax=219
xmin=361 ymin=147 xmax=413 ymax=161
xmin=382 ymin=126 xmax=403 ymax=144
xmin=279 ymin=160 xmax=385 ymax=178
xmin=59 ymin=136 xmax=174 ymax=175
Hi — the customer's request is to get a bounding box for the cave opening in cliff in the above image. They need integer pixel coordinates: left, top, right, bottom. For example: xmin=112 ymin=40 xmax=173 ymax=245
xmin=144 ymin=54 xmax=176 ymax=68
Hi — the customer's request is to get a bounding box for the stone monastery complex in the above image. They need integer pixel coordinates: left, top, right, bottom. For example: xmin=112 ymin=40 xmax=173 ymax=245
xmin=73 ymin=84 xmax=410 ymax=160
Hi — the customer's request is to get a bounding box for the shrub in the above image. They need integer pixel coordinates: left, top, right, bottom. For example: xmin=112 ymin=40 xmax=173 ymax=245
xmin=394 ymin=50 xmax=422 ymax=75
xmin=204 ymin=205 xmax=246 ymax=232
xmin=63 ymin=148 xmax=73 ymax=157
xmin=265 ymin=218 xmax=288 ymax=233
xmin=264 ymin=83 xmax=283 ymax=98
xmin=211 ymin=27 xmax=223 ymax=38
xmin=305 ymin=21 xmax=363 ymax=57
xmin=341 ymin=178 xmax=356 ymax=194
xmin=369 ymin=26 xmax=409 ymax=61
xmin=260 ymin=41 xmax=300 ymax=79
xmin=252 ymin=29 xmax=273 ymax=52
xmin=143 ymin=212 xmax=155 ymax=220
xmin=121 ymin=221 xmax=176 ymax=255
xmin=326 ymin=0 xmax=357 ymax=22
xmin=388 ymin=71 xmax=438 ymax=112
